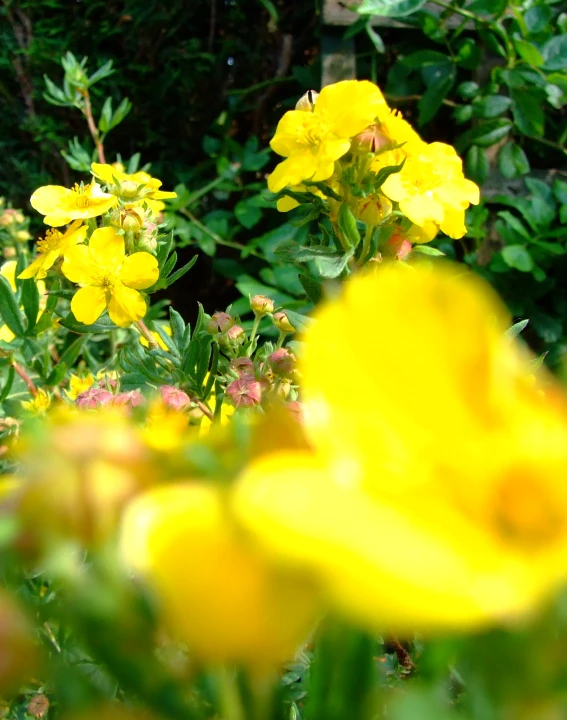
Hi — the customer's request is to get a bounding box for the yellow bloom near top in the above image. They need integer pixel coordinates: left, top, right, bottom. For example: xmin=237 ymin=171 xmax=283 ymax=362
xmin=234 ymin=263 xmax=567 ymax=634
xmin=31 ymin=182 xmax=117 ymax=227
xmin=91 ymin=163 xmax=177 ymax=215
xmin=61 ymin=226 xmax=159 ymax=328
xmin=268 ymin=80 xmax=388 ymax=193
xmin=380 ymin=142 xmax=480 ymax=238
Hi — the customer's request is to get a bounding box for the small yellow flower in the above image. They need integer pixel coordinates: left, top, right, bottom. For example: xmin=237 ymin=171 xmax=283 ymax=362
xmin=61 ymin=227 xmax=159 ymax=327
xmin=120 ymin=481 xmax=319 ymax=667
xmin=380 ymin=142 xmax=480 ymax=239
xmin=64 ymin=373 xmax=95 ymax=401
xmin=91 ymin=163 xmax=177 ymax=215
xmin=234 ymin=263 xmax=567 ymax=634
xmin=21 ymin=389 xmax=51 ymax=415
xmin=30 ymin=182 xmax=117 ymax=227
xmin=268 ymin=80 xmax=388 ymax=192
xmin=18 ymin=221 xmax=87 ymax=281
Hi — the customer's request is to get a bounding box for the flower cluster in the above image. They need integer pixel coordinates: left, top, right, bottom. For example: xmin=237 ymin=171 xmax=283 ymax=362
xmin=269 ymin=80 xmax=480 ymax=256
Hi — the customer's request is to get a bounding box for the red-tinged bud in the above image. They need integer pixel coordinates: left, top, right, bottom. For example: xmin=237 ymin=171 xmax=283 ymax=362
xmin=250 ymin=294 xmax=274 ymax=315
xmin=385 ymin=233 xmax=412 ymax=260
xmin=220 ymin=324 xmax=246 ymax=347
xmin=159 ymin=385 xmax=191 ymax=411
xmin=230 ymin=357 xmax=255 ymax=376
xmin=295 ymin=89 xmax=319 ymax=112
xmin=113 ymin=391 xmax=145 ymax=408
xmin=206 ymin=312 xmax=234 ymax=335
xmin=226 ymin=377 xmax=262 ymax=408
xmin=272 ymin=311 xmax=295 ymax=334
xmin=287 ymin=400 xmax=304 ymax=424
xmin=351 ymin=124 xmax=391 ymax=155
xmin=268 ymin=348 xmax=295 ymax=376
xmin=76 ymin=388 xmax=114 ymax=409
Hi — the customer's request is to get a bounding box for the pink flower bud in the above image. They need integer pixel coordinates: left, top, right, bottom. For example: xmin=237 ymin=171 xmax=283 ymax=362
xmin=385 ymin=233 xmax=412 ymax=261
xmin=221 ymin=324 xmax=246 ymax=346
xmin=268 ymin=348 xmax=295 ymax=376
xmin=113 ymin=390 xmax=145 ymax=408
xmin=75 ymin=388 xmax=114 ymax=409
xmin=351 ymin=124 xmax=391 ymax=154
xmin=206 ymin=312 xmax=234 ymax=335
xmin=230 ymin=357 xmax=255 ymax=377
xmin=226 ymin=377 xmax=262 ymax=408
xmin=295 ymin=89 xmax=319 ymax=112
xmin=159 ymin=385 xmax=191 ymax=410
xmin=250 ymin=294 xmax=274 ymax=315
xmin=286 ymin=400 xmax=304 ymax=424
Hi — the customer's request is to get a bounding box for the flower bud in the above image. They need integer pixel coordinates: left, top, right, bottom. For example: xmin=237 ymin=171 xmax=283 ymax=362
xmin=122 ymin=213 xmax=143 ymax=233
xmin=15 ymin=230 xmax=31 ymax=242
xmin=295 ymin=89 xmax=319 ymax=112
xmin=76 ymin=388 xmax=114 ymax=409
xmin=119 ymin=180 xmax=140 ymax=199
xmin=226 ymin=377 xmax=262 ymax=408
xmin=3 ymin=247 xmax=16 ymax=259
xmin=0 ymin=210 xmax=17 ymax=226
xmin=136 ymin=235 xmax=158 ymax=254
xmin=272 ymin=311 xmax=295 ymax=334
xmin=384 ymin=232 xmax=412 ymax=261
xmin=275 ymin=379 xmax=292 ymax=399
xmin=221 ymin=324 xmax=246 ymax=347
xmin=113 ymin=391 xmax=145 ymax=408
xmin=268 ymin=348 xmax=295 ymax=376
xmin=351 ymin=124 xmax=391 ymax=155
xmin=250 ymin=294 xmax=274 ymax=316
xmin=286 ymin=400 xmax=304 ymax=423
xmin=206 ymin=312 xmax=234 ymax=335
xmin=230 ymin=357 xmax=255 ymax=377
xmin=159 ymin=385 xmax=191 ymax=411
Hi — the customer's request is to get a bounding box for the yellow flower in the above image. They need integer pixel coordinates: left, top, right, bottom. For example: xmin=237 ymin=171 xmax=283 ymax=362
xmin=64 ymin=373 xmax=95 ymax=401
xmin=91 ymin=163 xmax=177 ymax=215
xmin=268 ymin=80 xmax=388 ymax=193
xmin=18 ymin=220 xmax=87 ymax=281
xmin=234 ymin=263 xmax=567 ymax=634
xmin=21 ymin=389 xmax=51 ymax=415
xmin=30 ymin=182 xmax=117 ymax=227
xmin=61 ymin=227 xmax=159 ymax=327
xmin=380 ymin=142 xmax=480 ymax=239
xmin=120 ymin=481 xmax=319 ymax=667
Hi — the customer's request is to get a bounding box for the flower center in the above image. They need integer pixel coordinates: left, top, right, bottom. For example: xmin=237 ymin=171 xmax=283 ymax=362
xmin=69 ymin=184 xmax=93 ymax=209
xmin=300 ymin=114 xmax=329 ymax=148
xmin=37 ymin=229 xmax=62 ymax=254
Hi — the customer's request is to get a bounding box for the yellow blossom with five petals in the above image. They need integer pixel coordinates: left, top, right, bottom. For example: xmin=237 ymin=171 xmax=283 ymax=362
xmin=268 ymin=80 xmax=388 ymax=193
xmin=30 ymin=182 xmax=117 ymax=227
xmin=91 ymin=163 xmax=177 ymax=215
xmin=61 ymin=226 xmax=159 ymax=327
xmin=234 ymin=263 xmax=567 ymax=634
xmin=18 ymin=221 xmax=87 ymax=281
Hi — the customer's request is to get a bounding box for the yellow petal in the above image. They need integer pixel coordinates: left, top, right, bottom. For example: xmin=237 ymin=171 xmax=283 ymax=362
xmin=120 ymin=482 xmax=319 ymax=666
xmin=0 ymin=262 xmax=17 ymax=291
xmin=316 ymin=80 xmax=388 ymax=138
xmin=61 ymin=246 xmax=99 ymax=285
xmin=91 ymin=162 xmax=123 ymax=185
xmin=30 ymin=185 xmax=69 ymax=216
xmin=119 ymin=252 xmax=159 ymax=290
xmin=107 ymin=283 xmax=147 ymax=327
xmin=71 ymin=286 xmax=107 ymax=325
xmin=88 ymin=227 xmax=125 ymax=269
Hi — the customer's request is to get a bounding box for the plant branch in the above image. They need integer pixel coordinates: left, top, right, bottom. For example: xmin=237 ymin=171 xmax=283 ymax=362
xmin=81 ymin=89 xmax=106 ymax=164
xmin=12 ymin=360 xmax=37 ymax=396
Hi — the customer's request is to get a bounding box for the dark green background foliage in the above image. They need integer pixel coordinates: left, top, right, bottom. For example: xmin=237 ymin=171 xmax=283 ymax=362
xmin=2 ymin=0 xmax=567 ymax=363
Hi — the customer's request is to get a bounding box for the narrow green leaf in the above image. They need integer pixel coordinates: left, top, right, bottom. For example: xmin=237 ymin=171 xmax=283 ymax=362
xmin=0 ymin=276 xmax=25 ymax=337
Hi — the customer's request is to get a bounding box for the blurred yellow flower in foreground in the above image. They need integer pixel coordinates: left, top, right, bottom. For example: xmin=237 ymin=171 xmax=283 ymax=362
xmin=62 ymin=227 xmax=159 ymax=327
xmin=120 ymin=482 xmax=319 ymax=667
xmin=65 ymin=373 xmax=95 ymax=401
xmin=31 ymin=182 xmax=117 ymax=227
xmin=234 ymin=263 xmax=567 ymax=634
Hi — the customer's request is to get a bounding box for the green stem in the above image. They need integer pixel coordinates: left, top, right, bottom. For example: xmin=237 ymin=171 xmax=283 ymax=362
xmin=135 ymin=319 xmax=159 ymax=350
xmin=217 ymin=666 xmax=246 ymax=720
xmin=359 ymin=225 xmax=374 ymax=266
xmin=248 ymin=314 xmax=261 ymax=350
xmin=180 ymin=208 xmax=265 ymax=259
xmin=276 ymin=330 xmax=287 ymax=349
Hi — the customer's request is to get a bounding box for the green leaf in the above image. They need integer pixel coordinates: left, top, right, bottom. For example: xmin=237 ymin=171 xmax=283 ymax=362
xmin=0 ymin=276 xmax=25 ymax=338
xmin=505 ymin=318 xmax=529 ymax=339
xmin=165 ymin=255 xmax=198 ymax=288
xmin=234 ymin=199 xmax=262 ymax=229
xmin=372 ymin=158 xmax=405 ymax=188
xmin=401 ymin=50 xmax=451 ymax=69
xmin=465 ymin=145 xmax=489 ymax=185
xmin=513 ymin=38 xmax=544 ymax=67
xmin=59 ymin=335 xmax=87 ymax=368
xmin=457 ymin=81 xmax=480 ymax=99
xmin=20 ymin=278 xmax=40 ymax=335
xmin=418 ymin=64 xmax=456 ymax=124
xmin=542 ymin=34 xmax=567 ymax=71
xmin=280 ymin=309 xmax=313 ymax=332
xmin=501 ymin=245 xmax=534 ymax=272
xmin=525 ymin=5 xmax=552 ymax=34
xmin=365 ymin=24 xmax=385 ymax=53
xmin=312 ymin=249 xmax=354 ymax=279
xmin=98 ymin=97 xmax=113 ymax=133
xmin=337 ymin=204 xmax=360 ymax=249
xmin=455 ymin=119 xmax=512 ymax=152
xmin=298 ymin=274 xmax=323 ymax=304
xmin=412 ymin=245 xmax=445 ymax=256
xmin=356 ymin=0 xmax=427 ymax=16
xmin=511 ymin=89 xmax=545 ymax=136
xmin=498 ymin=142 xmax=530 ymax=179
xmin=59 ymin=312 xmax=119 ymax=334
xmin=88 ymin=60 xmax=115 ymax=86
xmin=472 ymin=95 xmax=512 ymax=119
